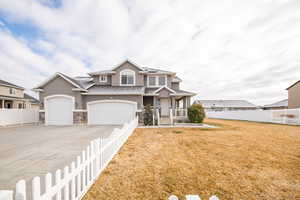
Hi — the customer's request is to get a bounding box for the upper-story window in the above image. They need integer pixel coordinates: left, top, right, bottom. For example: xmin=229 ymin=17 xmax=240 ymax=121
xmin=120 ymin=69 xmax=135 ymax=86
xmin=158 ymin=76 xmax=166 ymax=86
xmin=9 ymin=88 xmax=16 ymax=95
xmin=147 ymin=76 xmax=167 ymax=87
xmin=99 ymin=75 xmax=107 ymax=82
xmin=148 ymin=76 xmax=156 ymax=86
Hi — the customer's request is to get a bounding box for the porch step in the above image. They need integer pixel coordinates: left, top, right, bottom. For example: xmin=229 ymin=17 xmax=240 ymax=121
xmin=160 ymin=117 xmax=172 ymax=125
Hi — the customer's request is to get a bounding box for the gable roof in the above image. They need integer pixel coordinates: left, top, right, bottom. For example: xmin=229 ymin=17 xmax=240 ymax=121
xmin=144 ymin=87 xmax=195 ymax=96
xmin=33 ymin=72 xmax=85 ymax=90
xmin=24 ymin=93 xmax=39 ymax=104
xmin=0 ymin=79 xmax=24 ymax=90
xmin=154 ymin=86 xmax=176 ymax=94
xmin=263 ymin=99 xmax=288 ymax=108
xmin=89 ymin=60 xmax=175 ymax=75
xmin=195 ymin=100 xmax=257 ymax=108
xmin=112 ymin=60 xmax=144 ymax=71
xmin=286 ymin=80 xmax=300 ymax=90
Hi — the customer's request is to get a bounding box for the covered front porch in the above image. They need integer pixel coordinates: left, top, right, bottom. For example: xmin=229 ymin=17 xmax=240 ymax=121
xmin=143 ymin=95 xmax=191 ymax=124
xmin=0 ymin=96 xmax=26 ymax=109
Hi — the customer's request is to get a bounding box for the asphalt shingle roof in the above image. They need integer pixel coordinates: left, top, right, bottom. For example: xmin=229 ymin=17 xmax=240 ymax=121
xmin=24 ymin=93 xmax=40 ymax=104
xmin=263 ymin=99 xmax=288 ymax=108
xmin=0 ymin=79 xmax=24 ymax=89
xmin=87 ymin=85 xmax=145 ymax=95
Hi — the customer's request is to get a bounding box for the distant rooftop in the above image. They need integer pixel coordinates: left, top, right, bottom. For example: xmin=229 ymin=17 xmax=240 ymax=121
xmin=263 ymin=99 xmax=288 ymax=108
xmin=0 ymin=79 xmax=24 ymax=89
xmin=195 ymin=100 xmax=257 ymax=108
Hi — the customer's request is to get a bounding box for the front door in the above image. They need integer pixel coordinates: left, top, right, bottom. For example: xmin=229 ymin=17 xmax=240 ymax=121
xmin=160 ymin=98 xmax=170 ymax=116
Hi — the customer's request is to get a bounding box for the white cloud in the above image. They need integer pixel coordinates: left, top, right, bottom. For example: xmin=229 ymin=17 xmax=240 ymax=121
xmin=0 ymin=0 xmax=299 ymax=105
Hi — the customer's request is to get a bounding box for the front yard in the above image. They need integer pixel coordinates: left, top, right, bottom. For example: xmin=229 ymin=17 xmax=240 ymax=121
xmin=83 ymin=119 xmax=300 ymax=200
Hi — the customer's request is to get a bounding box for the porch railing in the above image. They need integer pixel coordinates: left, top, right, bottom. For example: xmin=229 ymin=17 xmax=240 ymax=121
xmin=173 ymin=108 xmax=188 ymax=118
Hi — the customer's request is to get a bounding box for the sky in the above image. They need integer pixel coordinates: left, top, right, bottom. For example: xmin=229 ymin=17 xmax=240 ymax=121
xmin=0 ymin=0 xmax=299 ymax=105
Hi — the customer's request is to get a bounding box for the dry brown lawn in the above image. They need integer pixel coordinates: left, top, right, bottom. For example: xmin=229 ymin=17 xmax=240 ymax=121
xmin=83 ymin=119 xmax=300 ymax=200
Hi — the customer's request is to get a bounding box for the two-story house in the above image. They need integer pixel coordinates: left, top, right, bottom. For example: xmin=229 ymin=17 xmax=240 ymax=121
xmin=33 ymin=60 xmax=195 ymax=125
xmin=0 ymin=79 xmax=39 ymax=109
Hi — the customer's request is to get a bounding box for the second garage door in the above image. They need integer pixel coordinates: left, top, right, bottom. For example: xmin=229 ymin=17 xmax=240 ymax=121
xmin=45 ymin=95 xmax=74 ymax=125
xmin=87 ymin=100 xmax=137 ymax=125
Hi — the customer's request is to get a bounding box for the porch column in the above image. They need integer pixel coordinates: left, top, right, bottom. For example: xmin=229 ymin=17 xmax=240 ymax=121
xmin=183 ymin=97 xmax=187 ymax=108
xmin=187 ymin=97 xmax=191 ymax=107
xmin=153 ymin=96 xmax=157 ymax=109
xmin=171 ymin=97 xmax=176 ymax=110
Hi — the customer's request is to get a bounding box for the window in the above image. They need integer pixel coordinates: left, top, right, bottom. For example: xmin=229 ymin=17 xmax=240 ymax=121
xmin=147 ymin=76 xmax=167 ymax=87
xmin=9 ymin=88 xmax=16 ymax=95
xmin=148 ymin=76 xmax=156 ymax=86
xmin=99 ymin=75 xmax=107 ymax=82
xmin=158 ymin=76 xmax=166 ymax=86
xmin=120 ymin=70 xmax=135 ymax=86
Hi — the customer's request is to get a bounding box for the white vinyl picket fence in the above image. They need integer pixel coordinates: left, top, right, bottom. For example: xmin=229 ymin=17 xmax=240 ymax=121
xmin=1 ymin=117 xmax=138 ymax=200
xmin=0 ymin=109 xmax=39 ymax=126
xmin=206 ymin=108 xmax=300 ymax=125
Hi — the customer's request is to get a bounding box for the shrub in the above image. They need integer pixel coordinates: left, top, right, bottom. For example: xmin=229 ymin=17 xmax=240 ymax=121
xmin=143 ymin=104 xmax=153 ymax=125
xmin=187 ymin=104 xmax=205 ymax=123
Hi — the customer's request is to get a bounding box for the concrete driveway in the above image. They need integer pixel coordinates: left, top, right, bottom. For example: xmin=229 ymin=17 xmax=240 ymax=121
xmin=0 ymin=125 xmax=119 ymax=190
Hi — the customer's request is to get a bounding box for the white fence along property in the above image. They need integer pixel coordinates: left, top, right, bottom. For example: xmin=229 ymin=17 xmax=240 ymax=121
xmin=206 ymin=108 xmax=300 ymax=125
xmin=1 ymin=117 xmax=138 ymax=200
xmin=0 ymin=109 xmax=39 ymax=126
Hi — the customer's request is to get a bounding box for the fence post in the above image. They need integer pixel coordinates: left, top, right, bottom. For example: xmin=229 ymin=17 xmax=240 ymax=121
xmin=45 ymin=173 xmax=52 ymax=200
xmin=100 ymin=136 xmax=103 ymax=171
xmin=86 ymin=146 xmax=90 ymax=185
xmin=32 ymin=177 xmax=41 ymax=200
xmin=0 ymin=191 xmax=13 ymax=200
xmin=55 ymin=170 xmax=62 ymax=200
xmin=186 ymin=195 xmax=201 ymax=200
xmin=71 ymin=162 xmax=76 ymax=200
xmin=76 ymin=156 xmax=81 ymax=197
xmin=64 ymin=166 xmax=70 ymax=200
xmin=95 ymin=139 xmax=100 ymax=177
xmin=90 ymin=141 xmax=94 ymax=181
xmin=209 ymin=195 xmax=219 ymax=200
xmin=15 ymin=180 xmax=26 ymax=200
xmin=82 ymin=150 xmax=86 ymax=191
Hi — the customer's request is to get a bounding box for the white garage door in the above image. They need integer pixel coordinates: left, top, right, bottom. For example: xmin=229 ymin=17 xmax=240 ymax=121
xmin=45 ymin=95 xmax=74 ymax=125
xmin=87 ymin=100 xmax=137 ymax=125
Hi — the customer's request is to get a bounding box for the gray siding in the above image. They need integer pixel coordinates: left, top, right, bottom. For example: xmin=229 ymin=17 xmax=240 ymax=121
xmin=92 ymin=75 xmax=112 ymax=86
xmin=288 ymin=82 xmax=300 ymax=109
xmin=158 ymin=88 xmax=171 ymax=98
xmin=39 ymin=76 xmax=82 ymax=109
xmin=111 ymin=62 xmax=144 ymax=86
xmin=82 ymin=95 xmax=143 ymax=109
xmin=171 ymin=82 xmax=179 ymax=90
xmin=167 ymin=75 xmax=172 ymax=88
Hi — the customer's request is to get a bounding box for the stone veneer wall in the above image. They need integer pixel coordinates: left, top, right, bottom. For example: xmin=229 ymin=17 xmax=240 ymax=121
xmin=73 ymin=111 xmax=87 ymax=124
xmin=39 ymin=111 xmax=45 ymax=123
xmin=39 ymin=111 xmax=87 ymax=124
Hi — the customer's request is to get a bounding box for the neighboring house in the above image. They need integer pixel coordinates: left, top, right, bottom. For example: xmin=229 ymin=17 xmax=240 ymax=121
xmin=0 ymin=79 xmax=39 ymax=109
xmin=33 ymin=60 xmax=195 ymax=125
xmin=286 ymin=80 xmax=300 ymax=109
xmin=262 ymin=99 xmax=288 ymax=110
xmin=194 ymin=100 xmax=258 ymax=111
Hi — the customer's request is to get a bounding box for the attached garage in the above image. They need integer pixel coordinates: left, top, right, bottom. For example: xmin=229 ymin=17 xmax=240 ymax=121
xmin=87 ymin=100 xmax=137 ymax=125
xmin=45 ymin=95 xmax=74 ymax=125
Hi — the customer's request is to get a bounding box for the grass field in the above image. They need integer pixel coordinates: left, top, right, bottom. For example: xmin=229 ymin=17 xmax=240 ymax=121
xmin=83 ymin=119 xmax=300 ymax=200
